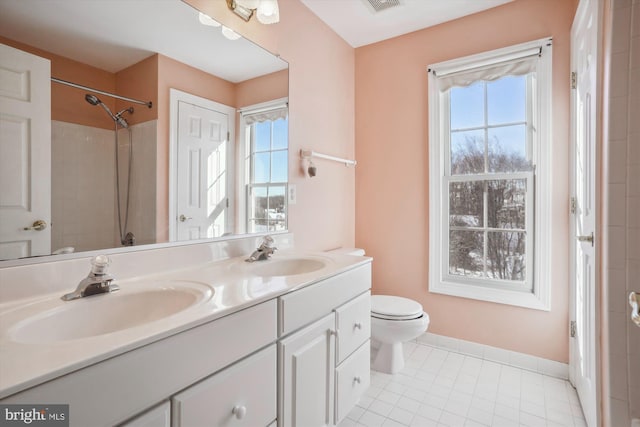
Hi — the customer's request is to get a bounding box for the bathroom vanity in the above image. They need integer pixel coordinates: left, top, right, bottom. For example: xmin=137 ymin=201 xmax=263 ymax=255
xmin=0 ymin=236 xmax=371 ymax=427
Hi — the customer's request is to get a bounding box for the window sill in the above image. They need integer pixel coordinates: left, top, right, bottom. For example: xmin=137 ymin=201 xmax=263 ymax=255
xmin=429 ymin=279 xmax=550 ymax=311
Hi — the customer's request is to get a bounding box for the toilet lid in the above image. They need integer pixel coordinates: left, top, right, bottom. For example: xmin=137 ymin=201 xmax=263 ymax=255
xmin=371 ymin=295 xmax=423 ymax=320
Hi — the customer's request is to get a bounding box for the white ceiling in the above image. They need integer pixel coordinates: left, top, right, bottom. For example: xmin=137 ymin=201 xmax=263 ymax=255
xmin=300 ymin=0 xmax=514 ymax=48
xmin=0 ymin=0 xmax=287 ymax=83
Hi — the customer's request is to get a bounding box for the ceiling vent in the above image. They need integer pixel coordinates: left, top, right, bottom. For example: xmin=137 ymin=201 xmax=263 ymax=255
xmin=362 ymin=0 xmax=401 ymax=13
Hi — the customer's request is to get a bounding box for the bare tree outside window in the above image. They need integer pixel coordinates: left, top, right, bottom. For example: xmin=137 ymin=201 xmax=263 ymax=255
xmin=447 ymin=75 xmax=532 ymax=284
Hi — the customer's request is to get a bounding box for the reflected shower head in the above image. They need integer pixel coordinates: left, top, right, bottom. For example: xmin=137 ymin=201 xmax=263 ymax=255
xmin=84 ymin=93 xmax=131 ymax=128
xmin=85 ymin=94 xmax=101 ymax=105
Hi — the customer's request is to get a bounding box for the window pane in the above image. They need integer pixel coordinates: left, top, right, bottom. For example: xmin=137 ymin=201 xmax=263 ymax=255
xmin=451 ymin=129 xmax=485 ymax=174
xmin=249 ymin=186 xmax=267 ymax=221
xmin=486 ymin=232 xmax=526 ymax=281
xmin=450 ymin=81 xmax=484 ymax=130
xmin=449 ymin=181 xmax=484 ymax=227
xmin=254 ymin=122 xmax=271 ymax=152
xmin=267 ymin=185 xmax=286 ymax=231
xmin=487 ymin=179 xmax=527 ymax=229
xmin=272 ymin=118 xmax=288 ymax=150
xmin=271 ymin=150 xmax=288 ymax=182
xmin=449 ymin=230 xmax=484 ymax=278
xmin=488 ymin=124 xmax=530 ymax=172
xmin=252 ymin=152 xmax=270 ymax=183
xmin=487 ymin=75 xmax=526 ymax=125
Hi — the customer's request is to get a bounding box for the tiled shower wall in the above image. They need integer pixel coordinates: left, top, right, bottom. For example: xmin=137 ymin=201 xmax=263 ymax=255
xmin=51 ymin=120 xmax=157 ymax=253
xmin=605 ymin=0 xmax=640 ymax=425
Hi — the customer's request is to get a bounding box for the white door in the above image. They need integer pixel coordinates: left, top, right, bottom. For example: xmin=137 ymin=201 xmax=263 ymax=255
xmin=279 ymin=313 xmax=335 ymax=427
xmin=175 ymin=99 xmax=231 ymax=241
xmin=569 ymin=1 xmax=599 ymax=425
xmin=0 ymin=43 xmax=51 ymax=260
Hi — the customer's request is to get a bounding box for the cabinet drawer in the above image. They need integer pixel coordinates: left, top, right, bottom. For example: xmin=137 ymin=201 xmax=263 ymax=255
xmin=172 ymin=344 xmax=276 ymax=427
xmin=335 ymin=291 xmax=370 ymax=364
xmin=120 ymin=401 xmax=170 ymax=427
xmin=278 ymin=264 xmax=371 ymax=336
xmin=335 ymin=341 xmax=370 ymax=425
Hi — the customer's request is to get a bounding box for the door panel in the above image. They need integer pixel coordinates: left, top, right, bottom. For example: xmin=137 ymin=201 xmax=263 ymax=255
xmin=176 ymin=100 xmax=230 ymax=241
xmin=0 ymin=43 xmax=51 ymax=259
xmin=570 ymin=1 xmax=599 ymax=425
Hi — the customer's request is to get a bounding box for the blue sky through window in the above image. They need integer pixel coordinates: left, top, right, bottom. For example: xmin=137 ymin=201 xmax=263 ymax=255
xmin=450 ymin=74 xmax=529 ymax=173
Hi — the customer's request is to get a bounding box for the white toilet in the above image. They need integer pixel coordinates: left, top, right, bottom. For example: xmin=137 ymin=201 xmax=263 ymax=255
xmin=371 ymin=295 xmax=430 ymax=374
xmin=325 ymin=248 xmax=430 ymax=374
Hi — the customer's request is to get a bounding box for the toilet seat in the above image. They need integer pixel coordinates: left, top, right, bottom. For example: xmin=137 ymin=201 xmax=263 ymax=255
xmin=371 ymin=295 xmax=424 ymax=321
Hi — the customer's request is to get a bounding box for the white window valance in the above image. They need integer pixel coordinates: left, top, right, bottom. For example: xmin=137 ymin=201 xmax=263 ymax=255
xmin=429 ymin=39 xmax=551 ymax=91
xmin=239 ymin=98 xmax=288 ymax=125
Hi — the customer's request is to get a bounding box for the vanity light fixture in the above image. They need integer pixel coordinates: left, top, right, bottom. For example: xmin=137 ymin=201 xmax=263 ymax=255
xmin=226 ymin=0 xmax=280 ymax=25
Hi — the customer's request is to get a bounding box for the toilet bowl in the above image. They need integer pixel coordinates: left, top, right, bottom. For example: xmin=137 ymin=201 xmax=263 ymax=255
xmin=371 ymin=295 xmax=429 ymax=374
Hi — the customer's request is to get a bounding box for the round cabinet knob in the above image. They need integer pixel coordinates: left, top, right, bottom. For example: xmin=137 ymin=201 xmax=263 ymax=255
xmin=23 ymin=220 xmax=47 ymax=231
xmin=232 ymin=405 xmax=247 ymax=420
xmin=353 ymin=376 xmax=361 ymax=385
xmin=354 ymin=322 xmax=362 ymax=330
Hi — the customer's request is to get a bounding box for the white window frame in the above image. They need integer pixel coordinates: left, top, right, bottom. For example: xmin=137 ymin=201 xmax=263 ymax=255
xmin=428 ymin=38 xmax=552 ymax=311
xmin=237 ymin=98 xmax=289 ymax=234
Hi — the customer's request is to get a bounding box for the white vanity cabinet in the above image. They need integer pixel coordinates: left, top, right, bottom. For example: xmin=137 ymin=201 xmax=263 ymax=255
xmin=278 ymin=264 xmax=372 ymax=427
xmin=1 ymin=260 xmax=372 ymax=427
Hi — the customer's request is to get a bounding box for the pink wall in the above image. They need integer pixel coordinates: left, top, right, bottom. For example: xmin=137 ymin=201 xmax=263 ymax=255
xmin=185 ymin=0 xmax=356 ymax=252
xmin=115 ymin=55 xmax=158 ymax=126
xmin=355 ymin=0 xmax=577 ymax=362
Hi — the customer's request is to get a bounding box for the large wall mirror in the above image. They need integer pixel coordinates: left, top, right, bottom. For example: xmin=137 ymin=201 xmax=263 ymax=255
xmin=0 ymin=0 xmax=289 ymax=263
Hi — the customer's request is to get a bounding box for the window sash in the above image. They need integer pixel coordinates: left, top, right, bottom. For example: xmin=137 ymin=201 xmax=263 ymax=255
xmin=442 ymin=172 xmax=534 ymax=291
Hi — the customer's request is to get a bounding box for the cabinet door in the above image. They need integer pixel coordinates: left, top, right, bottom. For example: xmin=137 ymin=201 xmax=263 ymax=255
xmin=279 ymin=313 xmax=335 ymax=427
xmin=335 ymin=342 xmax=370 ymax=424
xmin=173 ymin=345 xmax=276 ymax=427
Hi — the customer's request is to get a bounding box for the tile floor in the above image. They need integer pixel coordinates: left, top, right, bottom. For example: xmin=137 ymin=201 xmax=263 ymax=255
xmin=339 ymin=341 xmax=587 ymax=427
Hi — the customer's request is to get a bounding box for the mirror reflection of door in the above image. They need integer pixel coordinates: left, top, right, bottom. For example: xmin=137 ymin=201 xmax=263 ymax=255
xmin=0 ymin=44 xmax=51 ymax=259
xmin=171 ymin=90 xmax=235 ymax=241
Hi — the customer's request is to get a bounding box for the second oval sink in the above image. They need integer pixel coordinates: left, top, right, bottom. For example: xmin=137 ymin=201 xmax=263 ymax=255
xmin=248 ymin=258 xmax=327 ymax=277
xmin=9 ymin=282 xmax=213 ymax=344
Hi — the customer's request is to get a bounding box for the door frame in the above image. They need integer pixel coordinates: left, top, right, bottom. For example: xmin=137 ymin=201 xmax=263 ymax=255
xmin=569 ymin=0 xmax=603 ymax=425
xmin=168 ymin=88 xmax=235 ymax=241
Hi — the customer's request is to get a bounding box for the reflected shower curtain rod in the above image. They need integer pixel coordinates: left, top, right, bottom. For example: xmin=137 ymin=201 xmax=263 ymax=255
xmin=51 ymin=77 xmax=153 ymax=108
xmin=300 ymin=149 xmax=357 ymax=167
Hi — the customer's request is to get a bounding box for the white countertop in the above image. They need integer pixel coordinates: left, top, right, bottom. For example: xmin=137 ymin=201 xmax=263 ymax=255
xmin=0 ymin=251 xmax=371 ymax=399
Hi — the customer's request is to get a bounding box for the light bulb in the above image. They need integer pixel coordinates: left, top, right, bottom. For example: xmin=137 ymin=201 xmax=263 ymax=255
xmin=221 ymin=26 xmax=242 ymax=40
xmin=198 ymin=12 xmax=221 ymax=27
xmin=257 ymin=0 xmax=279 ymax=24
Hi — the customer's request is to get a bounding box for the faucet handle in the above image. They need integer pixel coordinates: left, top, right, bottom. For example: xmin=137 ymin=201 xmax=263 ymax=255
xmin=90 ymin=255 xmax=111 ymax=276
xmin=261 ymin=235 xmax=275 ymax=248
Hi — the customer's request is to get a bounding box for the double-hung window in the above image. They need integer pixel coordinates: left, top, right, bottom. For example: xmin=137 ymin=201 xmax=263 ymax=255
xmin=240 ymin=99 xmax=289 ymax=234
xmin=428 ymin=39 xmax=552 ymax=310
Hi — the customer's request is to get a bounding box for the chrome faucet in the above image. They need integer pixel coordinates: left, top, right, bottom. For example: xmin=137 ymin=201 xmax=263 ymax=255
xmin=246 ymin=235 xmax=277 ymax=262
xmin=61 ymin=255 xmax=120 ymax=301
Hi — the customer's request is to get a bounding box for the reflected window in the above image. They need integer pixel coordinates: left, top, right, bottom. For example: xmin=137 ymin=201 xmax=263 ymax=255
xmin=241 ymin=101 xmax=288 ymax=233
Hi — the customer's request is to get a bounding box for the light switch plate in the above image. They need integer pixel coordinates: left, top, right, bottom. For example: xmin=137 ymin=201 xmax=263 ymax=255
xmin=288 ymin=185 xmax=297 ymax=205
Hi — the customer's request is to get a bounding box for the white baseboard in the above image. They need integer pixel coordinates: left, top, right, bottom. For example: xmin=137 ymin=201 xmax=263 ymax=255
xmin=416 ymin=332 xmax=569 ymax=380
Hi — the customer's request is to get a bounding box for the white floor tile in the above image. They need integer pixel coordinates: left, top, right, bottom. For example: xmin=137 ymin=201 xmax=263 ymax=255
xmin=359 ymin=341 xmax=585 ymax=427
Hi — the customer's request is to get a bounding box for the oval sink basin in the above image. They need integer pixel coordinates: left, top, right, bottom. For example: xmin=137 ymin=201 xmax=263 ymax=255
xmin=10 ymin=282 xmax=212 ymax=344
xmin=248 ymin=258 xmax=327 ymax=277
